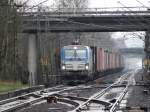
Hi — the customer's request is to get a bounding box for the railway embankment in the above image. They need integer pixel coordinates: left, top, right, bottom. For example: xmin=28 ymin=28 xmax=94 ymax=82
xmin=126 ymin=69 xmax=150 ymax=112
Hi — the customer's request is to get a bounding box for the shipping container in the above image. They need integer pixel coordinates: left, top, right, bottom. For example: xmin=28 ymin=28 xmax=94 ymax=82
xmin=96 ymin=48 xmax=105 ymax=72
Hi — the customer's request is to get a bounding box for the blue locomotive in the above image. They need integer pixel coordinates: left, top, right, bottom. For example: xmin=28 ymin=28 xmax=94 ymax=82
xmin=61 ymin=45 xmax=93 ymax=80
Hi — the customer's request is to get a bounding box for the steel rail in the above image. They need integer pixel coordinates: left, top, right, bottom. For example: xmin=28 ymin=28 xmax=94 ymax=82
xmin=54 ymin=94 xmax=111 ymax=107
xmin=109 ymin=85 xmax=129 ymax=112
xmin=109 ymin=69 xmax=138 ymax=112
xmin=0 ymin=85 xmax=63 ymax=105
xmin=0 ymin=85 xmax=86 ymax=112
xmin=0 ymin=85 xmax=67 ymax=112
xmin=70 ymin=72 xmax=130 ymax=112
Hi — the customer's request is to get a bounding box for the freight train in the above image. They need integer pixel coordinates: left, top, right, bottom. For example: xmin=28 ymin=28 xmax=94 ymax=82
xmin=60 ymin=44 xmax=124 ymax=81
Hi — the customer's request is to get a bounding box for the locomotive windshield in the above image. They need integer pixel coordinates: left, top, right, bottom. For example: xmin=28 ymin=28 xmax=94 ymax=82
xmin=65 ymin=50 xmax=74 ymax=59
xmin=65 ymin=49 xmax=87 ymax=60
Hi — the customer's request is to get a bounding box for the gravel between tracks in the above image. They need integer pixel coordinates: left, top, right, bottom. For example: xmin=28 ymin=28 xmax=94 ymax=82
xmin=126 ymin=70 xmax=150 ymax=112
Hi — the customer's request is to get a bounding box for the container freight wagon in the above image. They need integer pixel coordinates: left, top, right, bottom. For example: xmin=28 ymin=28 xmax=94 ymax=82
xmin=60 ymin=45 xmax=124 ymax=81
xmin=92 ymin=47 xmax=124 ymax=76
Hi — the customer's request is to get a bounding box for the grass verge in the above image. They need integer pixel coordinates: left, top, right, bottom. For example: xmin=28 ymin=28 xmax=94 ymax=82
xmin=0 ymin=80 xmax=29 ymax=93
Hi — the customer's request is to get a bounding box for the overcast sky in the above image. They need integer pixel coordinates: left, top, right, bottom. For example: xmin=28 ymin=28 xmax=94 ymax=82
xmin=26 ymin=0 xmax=146 ymax=48
xmin=112 ymin=32 xmax=145 ymax=48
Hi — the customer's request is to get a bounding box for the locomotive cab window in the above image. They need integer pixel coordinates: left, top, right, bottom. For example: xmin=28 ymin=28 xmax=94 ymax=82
xmin=64 ymin=49 xmax=87 ymax=60
xmin=76 ymin=50 xmax=87 ymax=59
xmin=64 ymin=50 xmax=74 ymax=59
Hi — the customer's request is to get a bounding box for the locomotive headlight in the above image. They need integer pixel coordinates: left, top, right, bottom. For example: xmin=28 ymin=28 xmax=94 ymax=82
xmin=62 ymin=65 xmax=65 ymax=70
xmin=85 ymin=63 xmax=89 ymax=70
xmin=85 ymin=65 xmax=89 ymax=70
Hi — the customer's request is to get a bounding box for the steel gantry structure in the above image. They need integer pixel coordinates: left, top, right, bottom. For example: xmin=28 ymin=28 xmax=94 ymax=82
xmin=20 ymin=7 xmax=150 ymax=33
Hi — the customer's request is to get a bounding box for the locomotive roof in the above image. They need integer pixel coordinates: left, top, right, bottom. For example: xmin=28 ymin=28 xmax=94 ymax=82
xmin=63 ymin=45 xmax=89 ymax=49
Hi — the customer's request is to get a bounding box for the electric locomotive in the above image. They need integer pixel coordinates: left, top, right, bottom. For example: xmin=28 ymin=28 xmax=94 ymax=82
xmin=60 ymin=45 xmax=93 ymax=80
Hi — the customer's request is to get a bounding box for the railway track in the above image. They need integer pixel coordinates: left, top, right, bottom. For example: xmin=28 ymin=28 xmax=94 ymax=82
xmin=67 ymin=70 xmax=137 ymax=112
xmin=0 ymin=85 xmax=81 ymax=112
xmin=0 ymin=84 xmax=100 ymax=112
xmin=0 ymin=70 xmax=139 ymax=112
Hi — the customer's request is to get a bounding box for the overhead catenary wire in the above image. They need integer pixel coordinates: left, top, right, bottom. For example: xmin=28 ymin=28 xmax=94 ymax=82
xmin=118 ymin=1 xmax=150 ymax=27
xmin=117 ymin=1 xmax=148 ymax=41
xmin=118 ymin=1 xmax=148 ymax=27
xmin=136 ymin=0 xmax=149 ymax=8
xmin=24 ymin=0 xmax=50 ymax=11
xmin=134 ymin=0 xmax=150 ymax=35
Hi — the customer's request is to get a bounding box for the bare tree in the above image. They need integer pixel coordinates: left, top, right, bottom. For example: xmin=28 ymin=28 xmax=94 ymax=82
xmin=0 ymin=0 xmax=24 ymax=81
xmin=54 ymin=0 xmax=88 ymax=12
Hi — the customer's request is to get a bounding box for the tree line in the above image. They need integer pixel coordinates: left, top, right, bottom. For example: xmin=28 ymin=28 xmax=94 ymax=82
xmin=0 ymin=0 xmax=22 ymax=81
